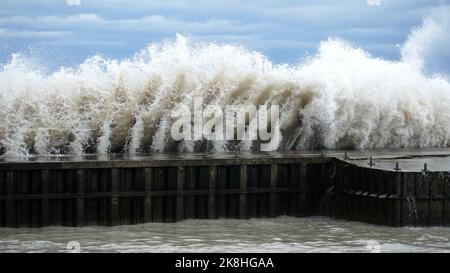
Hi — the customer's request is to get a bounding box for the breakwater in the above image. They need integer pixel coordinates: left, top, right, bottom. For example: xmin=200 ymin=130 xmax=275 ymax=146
xmin=1 ymin=150 xmax=450 ymax=227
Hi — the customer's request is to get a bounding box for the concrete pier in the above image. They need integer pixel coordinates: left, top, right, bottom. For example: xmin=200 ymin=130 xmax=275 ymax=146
xmin=1 ymin=149 xmax=450 ymax=227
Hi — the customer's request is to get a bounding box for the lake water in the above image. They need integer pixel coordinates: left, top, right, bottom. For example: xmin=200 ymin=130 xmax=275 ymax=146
xmin=0 ymin=216 xmax=449 ymax=253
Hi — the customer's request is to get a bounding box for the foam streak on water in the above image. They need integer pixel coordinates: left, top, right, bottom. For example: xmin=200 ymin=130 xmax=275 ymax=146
xmin=1 ymin=31 xmax=449 ymax=156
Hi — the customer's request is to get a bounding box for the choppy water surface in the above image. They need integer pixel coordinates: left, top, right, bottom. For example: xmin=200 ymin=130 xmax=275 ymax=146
xmin=1 ymin=217 xmax=449 ymax=253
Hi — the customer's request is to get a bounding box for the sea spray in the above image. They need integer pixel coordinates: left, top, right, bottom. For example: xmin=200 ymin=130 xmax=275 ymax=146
xmin=0 ymin=32 xmax=450 ymax=156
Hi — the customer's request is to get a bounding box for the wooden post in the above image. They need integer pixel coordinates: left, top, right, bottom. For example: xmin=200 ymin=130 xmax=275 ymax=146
xmin=444 ymin=173 xmax=450 ymax=226
xmin=208 ymin=166 xmax=216 ymax=219
xmin=270 ymin=164 xmax=278 ymax=217
xmin=144 ymin=168 xmax=153 ymax=222
xmin=388 ymin=172 xmax=400 ymax=227
xmin=218 ymin=167 xmax=226 ymax=218
xmin=153 ymin=168 xmax=163 ymax=222
xmin=299 ymin=164 xmax=307 ymax=216
xmin=176 ymin=166 xmax=185 ymax=221
xmin=41 ymin=170 xmax=49 ymax=227
xmin=6 ymin=171 xmax=15 ymax=228
xmin=185 ymin=168 xmax=195 ymax=219
xmin=239 ymin=165 xmax=247 ymax=219
xmin=426 ymin=170 xmax=432 ymax=226
xmin=99 ymin=169 xmax=108 ymax=226
xmin=76 ymin=170 xmax=84 ymax=227
xmin=110 ymin=168 xmax=119 ymax=226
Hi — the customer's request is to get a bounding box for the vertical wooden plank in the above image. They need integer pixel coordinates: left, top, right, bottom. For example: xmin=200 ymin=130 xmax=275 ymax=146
xmin=17 ymin=172 xmax=27 ymax=227
xmin=218 ymin=167 xmax=226 ymax=218
xmin=87 ymin=170 xmax=98 ymax=225
xmin=208 ymin=165 xmax=216 ymax=219
xmin=167 ymin=167 xmax=177 ymax=222
xmin=399 ymin=171 xmax=405 ymax=227
xmin=144 ymin=168 xmax=153 ymax=222
xmin=153 ymin=168 xmax=163 ymax=222
xmin=41 ymin=170 xmax=49 ymax=227
xmin=5 ymin=172 xmax=14 ymax=227
xmin=403 ymin=172 xmax=416 ymax=226
xmin=415 ymin=172 xmax=427 ymax=226
xmin=30 ymin=171 xmax=39 ymax=227
xmin=100 ymin=169 xmax=108 ymax=226
xmin=444 ymin=173 xmax=450 ymax=226
xmin=239 ymin=165 xmax=247 ymax=219
xmin=389 ymin=171 xmax=401 ymax=227
xmin=6 ymin=171 xmax=15 ymax=228
xmin=299 ymin=163 xmax=307 ymax=216
xmin=339 ymin=164 xmax=347 ymax=220
xmin=247 ymin=166 xmax=256 ymax=218
xmin=110 ymin=168 xmax=119 ymax=226
xmin=333 ymin=164 xmax=341 ymax=219
xmin=186 ymin=168 xmax=195 ymax=219
xmin=76 ymin=170 xmax=84 ymax=227
xmin=176 ymin=166 xmax=185 ymax=221
xmin=61 ymin=171 xmax=70 ymax=226
xmin=429 ymin=172 xmax=444 ymax=226
xmin=270 ymin=164 xmax=278 ymax=217
xmin=425 ymin=171 xmax=432 ymax=226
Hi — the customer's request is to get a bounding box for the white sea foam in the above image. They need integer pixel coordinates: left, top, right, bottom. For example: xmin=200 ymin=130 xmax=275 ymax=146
xmin=1 ymin=14 xmax=449 ymax=156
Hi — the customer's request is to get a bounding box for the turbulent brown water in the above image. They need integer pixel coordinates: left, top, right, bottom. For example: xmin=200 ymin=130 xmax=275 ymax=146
xmin=1 ymin=217 xmax=449 ymax=253
xmin=1 ymin=19 xmax=450 ymax=157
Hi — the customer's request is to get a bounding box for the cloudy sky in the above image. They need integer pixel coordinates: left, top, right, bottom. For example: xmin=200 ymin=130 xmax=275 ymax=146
xmin=0 ymin=0 xmax=449 ymax=71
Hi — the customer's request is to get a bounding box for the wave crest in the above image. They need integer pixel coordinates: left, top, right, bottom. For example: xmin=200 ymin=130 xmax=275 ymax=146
xmin=1 ymin=34 xmax=449 ymax=156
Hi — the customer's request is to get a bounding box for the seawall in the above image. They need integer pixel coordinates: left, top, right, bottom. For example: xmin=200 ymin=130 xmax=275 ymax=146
xmin=1 ymin=150 xmax=450 ymax=227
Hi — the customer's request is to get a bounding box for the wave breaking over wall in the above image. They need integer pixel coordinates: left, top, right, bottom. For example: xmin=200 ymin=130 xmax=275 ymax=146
xmin=1 ymin=32 xmax=450 ymax=156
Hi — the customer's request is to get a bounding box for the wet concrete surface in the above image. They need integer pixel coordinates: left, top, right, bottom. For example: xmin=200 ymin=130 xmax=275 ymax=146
xmin=1 ymin=147 xmax=450 ymax=172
